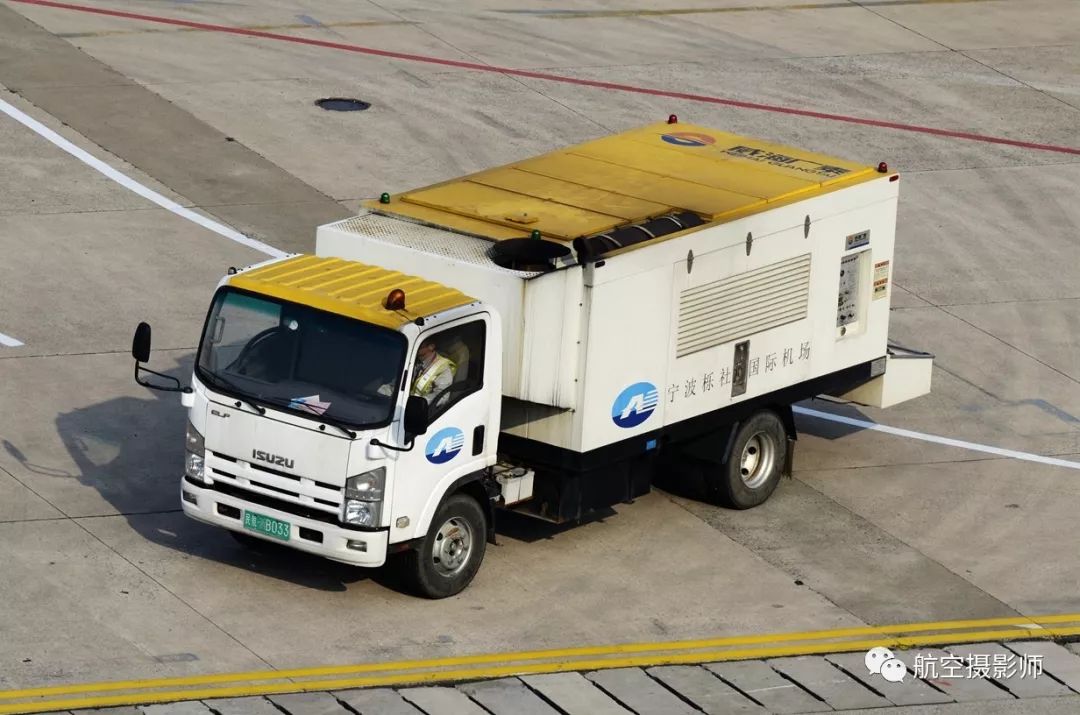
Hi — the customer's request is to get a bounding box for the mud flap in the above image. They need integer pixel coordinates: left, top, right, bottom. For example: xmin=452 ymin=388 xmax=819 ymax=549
xmin=777 ymin=403 xmax=797 ymax=478
xmin=783 ymin=436 xmax=796 ymax=478
xmin=482 ymin=473 xmax=501 ymax=545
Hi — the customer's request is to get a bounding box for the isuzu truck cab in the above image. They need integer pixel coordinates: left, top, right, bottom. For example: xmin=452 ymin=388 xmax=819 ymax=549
xmin=131 ymin=120 xmax=933 ymax=598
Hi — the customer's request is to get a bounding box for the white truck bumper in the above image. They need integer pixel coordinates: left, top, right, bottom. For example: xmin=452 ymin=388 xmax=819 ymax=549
xmin=180 ymin=479 xmax=389 ymax=567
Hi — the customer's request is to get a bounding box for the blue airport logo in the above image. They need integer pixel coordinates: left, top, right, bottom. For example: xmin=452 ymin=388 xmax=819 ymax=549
xmin=660 ymin=131 xmax=716 ymax=147
xmin=425 ymin=427 xmax=465 ymax=464
xmin=611 ymin=382 xmax=659 ymax=428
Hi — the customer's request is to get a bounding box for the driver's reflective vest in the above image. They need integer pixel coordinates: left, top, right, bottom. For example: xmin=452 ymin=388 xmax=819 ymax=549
xmin=412 ymin=354 xmax=456 ymax=397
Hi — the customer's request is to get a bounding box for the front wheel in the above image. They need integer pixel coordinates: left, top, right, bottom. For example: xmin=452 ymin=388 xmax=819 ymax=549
xmin=401 ymin=493 xmax=487 ymax=598
xmin=709 ymin=410 xmax=787 ymax=509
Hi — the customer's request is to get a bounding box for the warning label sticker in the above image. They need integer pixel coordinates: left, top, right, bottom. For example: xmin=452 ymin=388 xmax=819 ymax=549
xmin=873 ymin=260 xmax=890 ymax=300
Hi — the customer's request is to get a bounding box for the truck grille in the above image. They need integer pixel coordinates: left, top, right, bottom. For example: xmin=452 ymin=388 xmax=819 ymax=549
xmin=207 ymin=451 xmax=343 ymax=515
xmin=207 ymin=481 xmax=344 ymax=527
xmin=677 ymin=253 xmax=811 ymax=358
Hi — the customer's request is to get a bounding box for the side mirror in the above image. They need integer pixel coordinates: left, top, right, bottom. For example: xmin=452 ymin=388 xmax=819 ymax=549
xmin=369 ymin=395 xmax=429 ymax=454
xmin=132 ymin=322 xmax=152 ymax=363
xmin=132 ymin=321 xmax=187 ymax=394
xmin=404 ymin=395 xmax=429 ymax=438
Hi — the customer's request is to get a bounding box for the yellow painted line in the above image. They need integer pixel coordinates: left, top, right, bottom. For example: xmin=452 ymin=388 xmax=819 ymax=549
xmin=534 ymin=0 xmax=1002 ymax=20
xmin=2 ymin=612 xmax=1076 ymax=700
xmin=3 ymin=613 xmax=1080 ymax=702
xmin=6 ymin=625 xmax=1080 ymax=715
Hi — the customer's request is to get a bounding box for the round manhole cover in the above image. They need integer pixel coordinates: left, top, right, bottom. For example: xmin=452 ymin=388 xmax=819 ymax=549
xmin=315 ymin=98 xmax=371 ymax=112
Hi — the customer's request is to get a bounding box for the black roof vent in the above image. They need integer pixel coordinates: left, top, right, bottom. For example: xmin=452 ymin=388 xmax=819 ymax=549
xmin=573 ymin=211 xmax=704 ymax=262
xmin=489 ymin=237 xmax=571 ymax=272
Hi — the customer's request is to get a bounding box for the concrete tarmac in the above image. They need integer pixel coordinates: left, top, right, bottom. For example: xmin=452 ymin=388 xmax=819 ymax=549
xmin=0 ymin=0 xmax=1078 ymax=692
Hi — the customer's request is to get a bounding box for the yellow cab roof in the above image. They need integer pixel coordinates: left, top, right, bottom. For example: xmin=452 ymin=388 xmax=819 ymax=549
xmin=363 ymin=121 xmax=881 ymax=243
xmin=228 ymin=255 xmax=475 ymax=328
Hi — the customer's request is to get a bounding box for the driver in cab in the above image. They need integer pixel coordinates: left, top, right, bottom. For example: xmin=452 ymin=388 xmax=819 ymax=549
xmin=411 ymin=338 xmax=455 ymax=402
xmin=377 ymin=338 xmax=455 ymax=404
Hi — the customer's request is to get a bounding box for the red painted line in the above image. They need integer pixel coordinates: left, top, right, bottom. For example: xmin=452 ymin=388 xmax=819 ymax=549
xmin=12 ymin=0 xmax=1080 ymax=157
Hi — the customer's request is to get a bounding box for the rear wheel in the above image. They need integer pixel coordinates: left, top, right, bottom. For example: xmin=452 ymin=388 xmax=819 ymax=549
xmin=401 ymin=493 xmax=487 ymax=599
xmin=709 ymin=410 xmax=787 ymax=509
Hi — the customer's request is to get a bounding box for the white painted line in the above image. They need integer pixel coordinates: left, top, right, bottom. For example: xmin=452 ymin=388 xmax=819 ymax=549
xmin=794 ymin=405 xmax=1080 ymax=471
xmin=0 ymin=331 xmax=24 ymax=347
xmin=0 ymin=97 xmax=286 ymax=259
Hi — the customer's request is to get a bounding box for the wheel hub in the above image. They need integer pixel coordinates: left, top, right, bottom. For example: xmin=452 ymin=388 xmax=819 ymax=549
xmin=740 ymin=431 xmax=777 ymax=489
xmin=433 ymin=517 xmax=473 ymax=576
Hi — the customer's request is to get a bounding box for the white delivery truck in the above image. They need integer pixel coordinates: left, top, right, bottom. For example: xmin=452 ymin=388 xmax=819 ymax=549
xmin=131 ymin=120 xmax=933 ymax=598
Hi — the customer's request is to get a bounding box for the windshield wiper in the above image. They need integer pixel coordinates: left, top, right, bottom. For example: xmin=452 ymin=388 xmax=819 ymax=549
xmin=199 ymin=371 xmax=266 ymax=415
xmin=255 ymin=395 xmax=357 ymax=439
xmin=199 ymin=371 xmax=357 ymax=438
xmin=314 ymin=415 xmax=357 ymax=440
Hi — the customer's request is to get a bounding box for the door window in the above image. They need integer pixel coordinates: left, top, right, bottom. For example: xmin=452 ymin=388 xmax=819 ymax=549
xmin=410 ymin=321 xmax=486 ymax=421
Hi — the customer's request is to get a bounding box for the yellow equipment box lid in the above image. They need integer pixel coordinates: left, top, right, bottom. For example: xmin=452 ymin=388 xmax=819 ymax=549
xmin=229 ymin=255 xmax=475 ymax=328
xmin=364 ymin=121 xmax=881 ymax=243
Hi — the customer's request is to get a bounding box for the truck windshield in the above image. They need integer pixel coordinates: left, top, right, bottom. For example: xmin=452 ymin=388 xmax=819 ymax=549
xmin=195 ymin=288 xmax=406 ymax=429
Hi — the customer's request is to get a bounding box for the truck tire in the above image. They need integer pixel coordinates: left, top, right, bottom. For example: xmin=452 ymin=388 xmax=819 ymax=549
xmin=402 ymin=493 xmax=487 ymax=599
xmin=711 ymin=410 xmax=787 ymax=509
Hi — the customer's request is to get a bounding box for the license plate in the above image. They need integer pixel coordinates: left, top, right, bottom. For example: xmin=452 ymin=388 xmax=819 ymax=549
xmin=242 ymin=510 xmax=291 ymax=541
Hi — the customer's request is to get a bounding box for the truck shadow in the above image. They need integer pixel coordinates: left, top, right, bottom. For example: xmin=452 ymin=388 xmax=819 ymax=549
xmin=651 ymin=456 xmax=713 ymax=503
xmin=650 ymin=399 xmax=875 ymax=503
xmin=13 ymin=349 xmax=617 ymax=591
xmin=8 ymin=352 xmax=862 ymax=590
xmin=792 ymin=398 xmax=869 ymax=440
xmin=4 ymin=352 xmax=398 ymax=594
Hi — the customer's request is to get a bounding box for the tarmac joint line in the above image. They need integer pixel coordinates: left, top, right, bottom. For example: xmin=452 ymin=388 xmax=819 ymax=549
xmin=501 ymin=0 xmax=1003 ymax=20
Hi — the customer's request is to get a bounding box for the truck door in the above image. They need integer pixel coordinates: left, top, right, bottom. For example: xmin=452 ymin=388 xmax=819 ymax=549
xmin=389 ymin=315 xmax=496 ymax=544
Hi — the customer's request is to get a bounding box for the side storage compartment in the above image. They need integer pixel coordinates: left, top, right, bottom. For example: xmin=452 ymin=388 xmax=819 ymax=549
xmin=504 ymin=452 xmax=656 ymax=524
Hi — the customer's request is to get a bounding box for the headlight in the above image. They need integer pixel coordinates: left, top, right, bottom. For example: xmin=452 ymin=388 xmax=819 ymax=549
xmin=185 ymin=452 xmax=205 ymax=481
xmin=343 ymin=500 xmax=379 ymax=527
xmin=342 ymin=467 xmax=385 ymax=526
xmin=184 ymin=420 xmax=207 ymax=483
